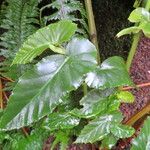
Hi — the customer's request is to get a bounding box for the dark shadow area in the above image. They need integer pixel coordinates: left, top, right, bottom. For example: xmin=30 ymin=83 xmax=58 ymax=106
xmin=92 ymin=0 xmax=135 ymax=60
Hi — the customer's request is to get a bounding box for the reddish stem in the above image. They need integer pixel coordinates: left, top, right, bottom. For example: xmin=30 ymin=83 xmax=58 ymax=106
xmin=124 ymin=103 xmax=150 ymax=126
xmin=122 ymin=82 xmax=150 ymax=91
xmin=0 ymin=79 xmax=3 ymax=109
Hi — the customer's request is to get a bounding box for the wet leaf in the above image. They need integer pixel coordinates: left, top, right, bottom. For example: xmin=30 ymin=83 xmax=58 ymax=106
xmin=75 ymin=112 xmax=122 ymax=143
xmin=110 ymin=124 xmax=135 ymax=138
xmin=117 ymin=91 xmax=134 ymax=103
xmin=70 ymin=89 xmax=113 ymax=118
xmin=0 ymin=38 xmax=97 ymax=130
xmin=85 ymin=56 xmax=133 ymax=89
xmin=43 ymin=113 xmax=80 ymax=131
xmin=131 ymin=117 xmax=150 ymax=150
xmin=128 ymin=7 xmax=150 ymax=23
xmin=12 ymin=20 xmax=77 ymax=64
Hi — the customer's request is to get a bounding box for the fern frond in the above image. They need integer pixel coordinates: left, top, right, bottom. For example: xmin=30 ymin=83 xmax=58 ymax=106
xmin=40 ymin=0 xmax=88 ymax=36
xmin=0 ymin=0 xmax=39 ymax=81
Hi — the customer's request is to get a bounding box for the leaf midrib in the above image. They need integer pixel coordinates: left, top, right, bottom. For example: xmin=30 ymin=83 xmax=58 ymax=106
xmin=7 ymin=56 xmax=70 ymax=126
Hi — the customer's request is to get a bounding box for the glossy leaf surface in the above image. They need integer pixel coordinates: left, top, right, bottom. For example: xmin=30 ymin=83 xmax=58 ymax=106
xmin=131 ymin=117 xmax=150 ymax=150
xmin=110 ymin=124 xmax=135 ymax=138
xmin=85 ymin=56 xmax=133 ymax=89
xmin=0 ymin=38 xmax=97 ymax=130
xmin=75 ymin=112 xmax=122 ymax=143
xmin=12 ymin=20 xmax=77 ymax=64
xmin=139 ymin=22 xmax=150 ymax=37
xmin=43 ymin=113 xmax=80 ymax=131
xmin=117 ymin=91 xmax=134 ymax=103
xmin=101 ymin=134 xmax=118 ymax=149
xmin=128 ymin=7 xmax=150 ymax=23
xmin=70 ymin=89 xmax=114 ymax=118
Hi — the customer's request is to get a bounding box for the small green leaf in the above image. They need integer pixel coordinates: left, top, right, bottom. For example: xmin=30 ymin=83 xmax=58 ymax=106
xmin=131 ymin=117 xmax=150 ymax=150
xmin=139 ymin=22 xmax=150 ymax=38
xmin=51 ymin=131 xmax=69 ymax=150
xmin=75 ymin=112 xmax=122 ymax=143
xmin=107 ymin=95 xmax=120 ymax=112
xmin=128 ymin=8 xmax=150 ymax=23
xmin=101 ymin=134 xmax=118 ymax=149
xmin=110 ymin=124 xmax=135 ymax=138
xmin=85 ymin=56 xmax=133 ymax=89
xmin=117 ymin=91 xmax=134 ymax=103
xmin=15 ymin=133 xmax=46 ymax=150
xmin=70 ymin=89 xmax=113 ymax=118
xmin=116 ymin=27 xmax=140 ymax=37
xmin=43 ymin=113 xmax=80 ymax=131
xmin=12 ymin=20 xmax=77 ymax=64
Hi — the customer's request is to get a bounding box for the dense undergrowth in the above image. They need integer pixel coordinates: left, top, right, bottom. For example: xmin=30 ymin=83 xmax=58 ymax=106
xmin=0 ymin=0 xmax=150 ymax=149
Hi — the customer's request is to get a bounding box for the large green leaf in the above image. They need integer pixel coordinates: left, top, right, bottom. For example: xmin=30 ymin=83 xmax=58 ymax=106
xmin=70 ymin=89 xmax=114 ymax=118
xmin=43 ymin=113 xmax=80 ymax=131
xmin=128 ymin=7 xmax=150 ymax=23
xmin=75 ymin=112 xmax=122 ymax=143
xmin=0 ymin=38 xmax=97 ymax=130
xmin=12 ymin=20 xmax=77 ymax=64
xmin=131 ymin=117 xmax=150 ymax=150
xmin=85 ymin=56 xmax=133 ymax=89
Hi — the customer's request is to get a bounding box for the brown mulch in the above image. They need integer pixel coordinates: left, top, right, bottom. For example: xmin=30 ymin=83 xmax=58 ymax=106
xmin=116 ymin=36 xmax=150 ymax=150
xmin=120 ymin=36 xmax=150 ymax=122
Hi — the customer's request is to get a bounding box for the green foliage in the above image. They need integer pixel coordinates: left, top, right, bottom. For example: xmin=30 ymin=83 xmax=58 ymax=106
xmin=15 ymin=129 xmax=47 ymax=150
xmin=0 ymin=28 xmax=97 ymax=130
xmin=117 ymin=7 xmax=150 ymax=38
xmin=12 ymin=20 xmax=77 ymax=64
xmin=117 ymin=91 xmax=135 ymax=103
xmin=101 ymin=134 xmax=119 ymax=149
xmin=0 ymin=0 xmax=39 ymax=81
xmin=0 ymin=20 xmax=135 ymax=148
xmin=40 ymin=0 xmax=88 ymax=36
xmin=70 ymin=89 xmax=112 ymax=119
xmin=131 ymin=117 xmax=150 ymax=150
xmin=0 ymin=0 xmax=136 ymax=146
xmin=0 ymin=20 xmax=134 ymax=150
xmin=43 ymin=113 xmax=80 ymax=131
xmin=75 ymin=112 xmax=134 ymax=143
xmin=85 ymin=56 xmax=133 ymax=89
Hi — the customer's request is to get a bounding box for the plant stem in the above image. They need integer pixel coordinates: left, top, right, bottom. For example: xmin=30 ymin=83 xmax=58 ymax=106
xmin=22 ymin=128 xmax=29 ymax=137
xmin=0 ymin=79 xmax=3 ymax=109
xmin=84 ymin=0 xmax=100 ymax=64
xmin=122 ymin=82 xmax=150 ymax=90
xmin=83 ymin=82 xmax=88 ymax=96
xmin=126 ymin=0 xmax=150 ymax=71
xmin=124 ymin=103 xmax=150 ymax=125
xmin=126 ymin=33 xmax=141 ymax=71
xmin=83 ymin=0 xmax=100 ymax=96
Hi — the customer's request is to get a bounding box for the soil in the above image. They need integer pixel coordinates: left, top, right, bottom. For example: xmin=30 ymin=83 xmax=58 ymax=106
xmin=120 ymin=36 xmax=150 ymax=122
